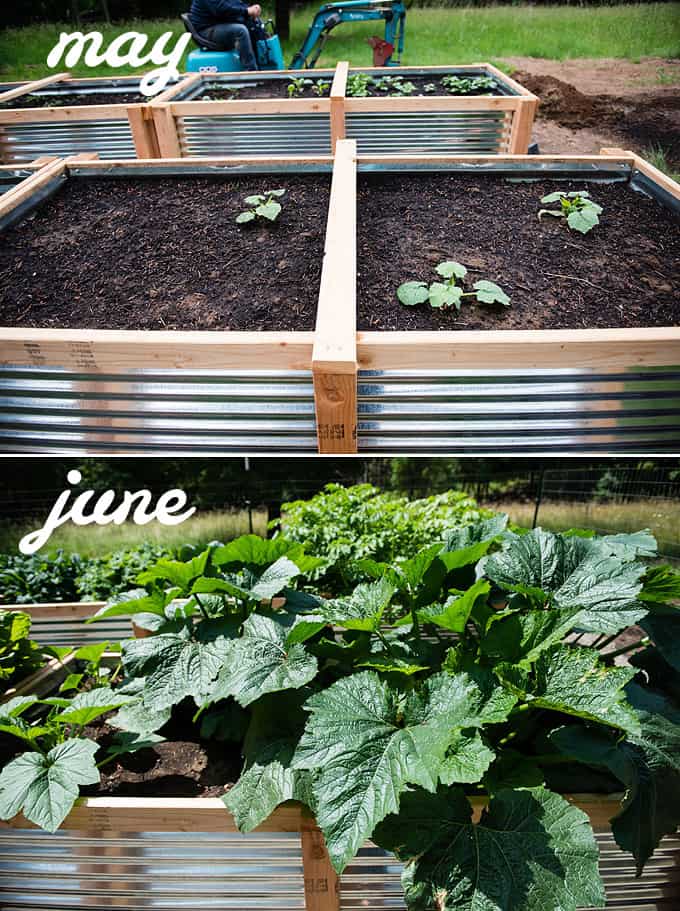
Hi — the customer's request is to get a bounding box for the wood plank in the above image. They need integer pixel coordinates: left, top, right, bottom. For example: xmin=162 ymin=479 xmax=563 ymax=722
xmin=313 ymin=139 xmax=357 ymax=453
xmin=484 ymin=61 xmax=538 ymax=99
xmin=0 ymin=327 xmax=315 ymax=371
xmin=508 ymin=97 xmax=539 ymax=154
xmin=301 ymin=814 xmax=340 ymax=911
xmin=0 ymin=73 xmax=70 ymax=105
xmin=0 ymin=104 xmax=141 ymax=123
xmin=358 ymin=328 xmax=680 ymax=371
xmin=630 ymin=151 xmax=680 ymax=201
xmin=168 ymin=98 xmax=331 ymax=116
xmin=127 ymin=104 xmax=159 ymax=158
xmin=1 ymin=651 xmax=75 ymax=703
xmin=149 ymin=73 xmax=201 ymax=105
xmin=330 ymin=61 xmax=348 ymax=151
xmin=151 ymin=105 xmax=182 ymax=158
xmin=4 ymin=601 xmax=104 ymax=619
xmin=66 ymin=154 xmax=334 ymax=171
xmin=0 ymin=158 xmax=66 ymax=220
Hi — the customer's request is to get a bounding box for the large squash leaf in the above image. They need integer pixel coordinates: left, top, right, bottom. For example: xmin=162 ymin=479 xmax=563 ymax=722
xmin=373 ymin=785 xmax=605 ymax=911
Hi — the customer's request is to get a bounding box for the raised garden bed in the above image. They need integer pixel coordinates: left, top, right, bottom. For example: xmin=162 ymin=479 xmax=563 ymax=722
xmin=151 ymin=62 xmax=537 ymax=159
xmin=0 ymin=150 xmax=355 ymax=454
xmin=0 ymin=74 xmax=167 ymax=163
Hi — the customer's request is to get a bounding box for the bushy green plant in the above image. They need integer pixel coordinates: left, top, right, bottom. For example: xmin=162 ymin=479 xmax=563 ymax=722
xmin=76 ymin=543 xmax=170 ymax=600
xmin=0 ymin=610 xmax=44 ymax=688
xmin=6 ymin=526 xmax=678 ymax=911
xmin=441 ymin=74 xmax=497 ymax=94
xmin=275 ymin=483 xmax=492 ymax=591
xmin=236 ymin=188 xmax=286 ymax=224
xmin=0 ymin=551 xmax=83 ymax=604
xmin=538 ymin=189 xmax=603 ymax=234
xmin=398 ymin=261 xmax=510 ymax=311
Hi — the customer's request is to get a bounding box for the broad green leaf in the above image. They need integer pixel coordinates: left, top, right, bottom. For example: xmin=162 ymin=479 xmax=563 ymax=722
xmin=541 ymin=191 xmax=566 ymax=204
xmin=213 ymin=535 xmax=303 ymax=568
xmin=236 ymin=211 xmax=256 ymax=223
xmin=317 ymin=578 xmax=396 ymax=632
xmin=250 ymin=557 xmax=301 ymax=599
xmin=244 ymin=194 xmax=265 ymax=205
xmin=74 ymin=642 xmax=109 ymax=664
xmin=137 ymin=550 xmax=210 ymax=590
xmin=209 ymin=614 xmax=317 ymax=708
xmin=89 ymin=588 xmax=170 ymax=622
xmin=282 ymin=614 xmax=327 ymax=645
xmin=373 ymin=786 xmax=604 ymax=911
xmin=418 ymin=579 xmax=490 ymax=633
xmin=551 ymin=699 xmax=680 ymax=873
xmin=266 ymin=188 xmax=286 ymax=198
xmin=439 ymin=730 xmax=495 ymax=785
xmin=440 ymin=515 xmax=508 ymax=571
xmin=435 ymin=261 xmax=467 ymax=280
xmin=526 ymin=645 xmax=640 ymax=734
xmin=0 ymin=739 xmax=99 ymax=832
xmin=109 ymin=697 xmax=172 ymax=735
xmin=293 ymin=670 xmax=515 ymax=871
xmin=473 ymin=280 xmax=510 ymax=306
xmin=481 ymin=607 xmax=581 ymax=664
xmin=640 ymin=612 xmax=680 ymax=671
xmin=567 ymin=207 xmax=599 ymax=233
xmin=398 ymin=281 xmax=429 ymax=306
xmin=598 ymin=531 xmax=657 ymax=561
xmin=640 ymin=564 xmax=680 ymax=603
xmin=0 ymin=695 xmax=38 ymax=717
xmin=224 ymin=692 xmax=311 ymax=831
xmin=483 ymin=749 xmax=545 ymax=792
xmin=52 ymin=687 xmax=135 ymax=727
xmin=105 ymin=731 xmax=164 ymax=762
xmin=122 ymin=631 xmax=230 ymax=711
xmin=59 ymin=673 xmax=85 ymax=693
xmin=255 ymin=200 xmax=281 ymax=221
xmin=428 ymin=282 xmax=463 ymax=309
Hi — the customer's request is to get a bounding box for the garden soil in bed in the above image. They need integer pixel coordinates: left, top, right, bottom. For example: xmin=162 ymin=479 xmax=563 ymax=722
xmin=0 ymin=92 xmax=146 ymax=109
xmin=0 ymin=174 xmax=330 ymax=331
xmin=357 ymin=173 xmax=680 ymax=331
xmin=196 ymin=78 xmax=332 ymax=101
xmin=350 ymin=73 xmax=503 ymax=98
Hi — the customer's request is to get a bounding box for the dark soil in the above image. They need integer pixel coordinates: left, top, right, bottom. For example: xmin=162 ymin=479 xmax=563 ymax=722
xmin=357 ymin=173 xmax=680 ymax=331
xmin=0 ymin=92 xmax=145 ymax=109
xmin=0 ymin=174 xmax=330 ymax=331
xmin=516 ymin=71 xmax=680 ymax=168
xmin=196 ymin=77 xmax=332 ymax=101
xmin=83 ymin=716 xmax=241 ymax=798
xmin=351 ymin=73 xmax=503 ymax=98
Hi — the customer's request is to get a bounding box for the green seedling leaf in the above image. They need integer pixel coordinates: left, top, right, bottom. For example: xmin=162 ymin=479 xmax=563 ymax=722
xmin=397 ymin=281 xmax=429 ymax=306
xmin=74 ymin=642 xmax=109 ymax=664
xmin=52 ymin=687 xmax=135 ymax=727
xmin=244 ymin=195 xmax=265 ymax=205
xmin=266 ymin=189 xmax=286 ymax=198
xmin=59 ymin=673 xmax=84 ymax=693
xmin=428 ymin=282 xmax=463 ymax=309
xmin=0 ymin=738 xmax=100 ymax=832
xmin=255 ymin=201 xmax=282 ymax=222
xmin=473 ymin=280 xmax=510 ymax=306
xmin=373 ymin=786 xmax=605 ymax=911
xmin=236 ymin=211 xmax=257 ymax=224
xmin=540 ymin=191 xmax=566 ymax=204
xmin=567 ymin=207 xmax=600 ymax=234
xmin=435 ymin=261 xmax=467 ymax=280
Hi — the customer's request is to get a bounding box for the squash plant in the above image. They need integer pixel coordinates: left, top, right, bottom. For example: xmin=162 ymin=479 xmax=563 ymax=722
xmin=1 ymin=526 xmax=679 ymax=911
xmin=0 ymin=609 xmax=45 ymax=689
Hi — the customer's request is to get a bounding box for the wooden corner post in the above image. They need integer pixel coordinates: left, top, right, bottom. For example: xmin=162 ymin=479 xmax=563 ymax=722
xmin=312 ymin=138 xmax=357 ymax=453
xmin=301 ymin=814 xmax=340 ymax=911
xmin=330 ymin=61 xmax=349 ymax=152
xmin=508 ymin=95 xmax=539 ymax=153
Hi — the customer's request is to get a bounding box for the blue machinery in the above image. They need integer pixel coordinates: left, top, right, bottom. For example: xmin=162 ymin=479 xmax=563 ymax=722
xmin=184 ymin=0 xmax=406 ymax=73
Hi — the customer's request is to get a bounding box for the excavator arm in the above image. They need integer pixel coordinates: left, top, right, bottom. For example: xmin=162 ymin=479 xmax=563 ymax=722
xmin=289 ymin=0 xmax=406 ymax=69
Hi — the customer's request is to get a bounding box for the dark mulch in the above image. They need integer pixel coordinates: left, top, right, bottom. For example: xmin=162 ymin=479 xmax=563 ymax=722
xmin=350 ymin=73 xmax=503 ymax=98
xmin=0 ymin=92 xmax=145 ymax=109
xmin=356 ymin=173 xmax=680 ymax=331
xmin=0 ymin=174 xmax=330 ymax=331
xmin=196 ymin=77 xmax=332 ymax=101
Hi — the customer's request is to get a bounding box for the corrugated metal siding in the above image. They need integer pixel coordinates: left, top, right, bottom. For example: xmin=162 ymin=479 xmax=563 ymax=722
xmin=26 ymin=616 xmax=132 ymax=649
xmin=178 ymin=114 xmax=332 ymax=157
xmin=346 ymin=110 xmax=510 ymax=155
xmin=356 ymin=368 xmax=680 ymax=453
xmin=341 ymin=833 xmax=680 ymax=910
xmin=0 ymin=367 xmax=317 ymax=454
xmin=0 ymin=120 xmax=136 ymax=163
xmin=1 ymin=830 xmax=677 ymax=910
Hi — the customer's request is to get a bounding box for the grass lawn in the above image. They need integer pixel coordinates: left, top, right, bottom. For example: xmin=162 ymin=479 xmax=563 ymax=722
xmin=1 ymin=4 xmax=678 ymax=82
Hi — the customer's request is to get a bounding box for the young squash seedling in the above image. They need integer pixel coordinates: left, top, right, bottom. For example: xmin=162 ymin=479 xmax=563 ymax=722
xmin=311 ymin=79 xmax=331 ymax=97
xmin=538 ymin=189 xmax=603 ymax=234
xmin=398 ymin=261 xmax=510 ymax=311
xmin=236 ymin=189 xmax=286 ymax=225
xmin=441 ymin=74 xmax=497 ymax=95
xmin=346 ymin=72 xmax=372 ymax=97
xmin=287 ymin=76 xmax=313 ymax=98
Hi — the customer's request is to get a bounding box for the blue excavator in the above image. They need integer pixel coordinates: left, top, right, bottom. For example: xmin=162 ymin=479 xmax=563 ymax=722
xmin=182 ymin=0 xmax=407 ymax=73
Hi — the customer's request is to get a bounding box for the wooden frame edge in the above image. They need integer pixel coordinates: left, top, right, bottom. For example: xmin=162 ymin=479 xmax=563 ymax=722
xmin=312 ymin=139 xmax=357 ymax=454
xmin=0 ymin=72 xmax=70 ymax=105
xmin=0 ymin=158 xmax=66 ymax=221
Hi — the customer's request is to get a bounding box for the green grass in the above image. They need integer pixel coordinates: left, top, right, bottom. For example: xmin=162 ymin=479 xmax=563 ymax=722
xmin=495 ymin=499 xmax=680 ymax=559
xmin=643 ymin=144 xmax=680 ymax=182
xmin=1 ymin=4 xmax=679 ymax=82
xmin=0 ymin=508 xmax=268 ymax=558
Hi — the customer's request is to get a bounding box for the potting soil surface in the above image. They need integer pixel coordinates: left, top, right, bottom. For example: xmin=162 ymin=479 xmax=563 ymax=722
xmin=196 ymin=78 xmax=332 ymax=100
xmin=357 ymin=173 xmax=680 ymax=331
xmin=0 ymin=91 xmax=146 ymax=109
xmin=0 ymin=175 xmax=330 ymax=330
xmin=349 ymin=73 xmax=503 ymax=98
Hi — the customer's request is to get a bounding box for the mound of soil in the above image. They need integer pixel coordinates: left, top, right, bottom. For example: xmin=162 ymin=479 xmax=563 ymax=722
xmin=0 ymin=174 xmax=330 ymax=331
xmin=357 ymin=173 xmax=680 ymax=332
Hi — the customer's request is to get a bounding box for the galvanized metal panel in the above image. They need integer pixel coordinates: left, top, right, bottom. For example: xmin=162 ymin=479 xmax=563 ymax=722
xmin=0 ymin=367 xmax=317 ymax=454
xmin=179 ymin=114 xmax=332 ymax=157
xmin=26 ymin=617 xmax=133 ymax=649
xmin=0 ymin=121 xmax=136 ymax=164
xmin=1 ymin=829 xmax=677 ymax=910
xmin=356 ymin=368 xmax=680 ymax=453
xmin=346 ymin=110 xmax=510 ymax=155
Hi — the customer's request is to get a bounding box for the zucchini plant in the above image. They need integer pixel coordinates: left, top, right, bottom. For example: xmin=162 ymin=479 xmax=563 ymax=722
xmin=1 ymin=526 xmax=679 ymax=911
xmin=398 ymin=261 xmax=510 ymax=310
xmin=236 ymin=188 xmax=286 ymax=224
xmin=0 ymin=609 xmax=45 ymax=689
xmin=538 ymin=190 xmax=603 ymax=234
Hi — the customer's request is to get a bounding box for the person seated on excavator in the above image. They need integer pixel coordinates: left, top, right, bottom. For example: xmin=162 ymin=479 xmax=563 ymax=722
xmin=188 ymin=0 xmax=262 ymax=70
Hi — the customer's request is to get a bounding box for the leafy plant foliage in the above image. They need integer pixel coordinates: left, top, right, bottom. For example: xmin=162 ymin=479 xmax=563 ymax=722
xmin=1 ymin=520 xmax=679 ymax=911
xmin=0 ymin=609 xmax=44 ymax=688
xmin=236 ymin=188 xmax=286 ymax=224
xmin=538 ymin=189 xmax=603 ymax=234
xmin=398 ymin=261 xmax=510 ymax=311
